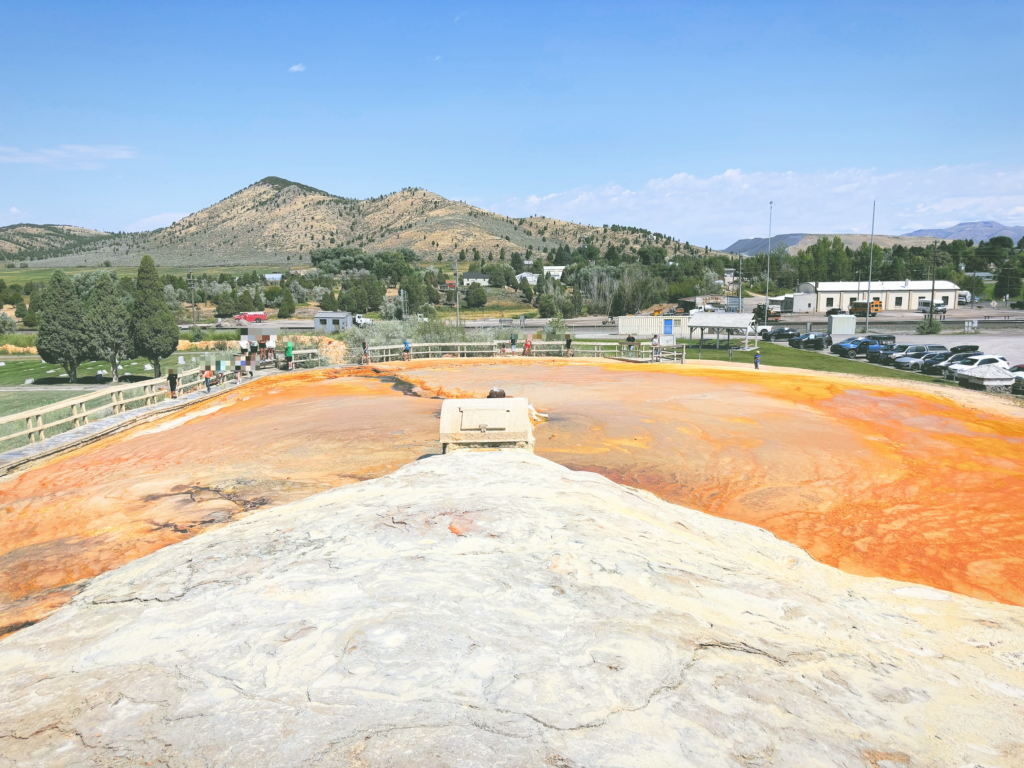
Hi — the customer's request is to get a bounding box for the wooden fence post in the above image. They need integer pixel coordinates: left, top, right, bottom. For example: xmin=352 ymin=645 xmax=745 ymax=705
xmin=27 ymin=416 xmax=34 ymax=444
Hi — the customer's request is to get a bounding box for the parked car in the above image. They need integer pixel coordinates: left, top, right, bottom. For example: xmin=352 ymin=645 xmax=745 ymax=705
xmin=1009 ymin=364 xmax=1024 ymax=374
xmin=761 ymin=326 xmax=802 ymax=342
xmin=233 ymin=311 xmax=268 ymax=323
xmin=895 ymin=351 xmax=948 ymax=371
xmin=934 ymin=351 xmax=986 ymax=373
xmin=917 ymin=300 xmax=947 ymax=315
xmin=830 ymin=337 xmax=871 ymax=354
xmin=879 ymin=343 xmax=946 ymax=365
xmin=789 ymin=332 xmax=833 ymax=350
xmin=825 ymin=307 xmax=848 ymax=317
xmin=944 ymin=355 xmax=1010 ymax=380
xmin=866 ymin=342 xmax=896 ymax=363
xmin=1010 ymin=300 xmax=1024 ymax=310
xmin=921 ymin=352 xmax=955 ymax=374
xmin=950 ymin=344 xmax=980 ymax=355
xmin=835 ymin=334 xmax=898 ymax=358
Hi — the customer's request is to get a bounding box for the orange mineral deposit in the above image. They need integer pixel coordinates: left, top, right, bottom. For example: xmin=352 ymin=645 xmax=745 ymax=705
xmin=2 ymin=359 xmax=1023 ymax=641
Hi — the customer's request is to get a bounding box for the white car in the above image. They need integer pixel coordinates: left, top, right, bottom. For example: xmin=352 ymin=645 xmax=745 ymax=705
xmin=944 ymin=355 xmax=1009 ymax=380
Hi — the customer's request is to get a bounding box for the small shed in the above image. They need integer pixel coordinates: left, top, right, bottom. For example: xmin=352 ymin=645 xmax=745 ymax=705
xmin=958 ymin=364 xmax=1016 ymax=392
xmin=314 ymin=311 xmax=354 ymax=333
xmin=688 ymin=312 xmax=757 ymax=350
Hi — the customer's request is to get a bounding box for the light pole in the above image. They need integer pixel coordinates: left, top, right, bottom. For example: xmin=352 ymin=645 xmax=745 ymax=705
xmin=764 ymin=201 xmax=773 ymax=325
xmin=865 ymin=201 xmax=876 ymax=333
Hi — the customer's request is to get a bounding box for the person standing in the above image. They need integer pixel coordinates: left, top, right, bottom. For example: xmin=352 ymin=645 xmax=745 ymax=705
xmin=167 ymin=369 xmax=178 ymax=399
xmin=754 ymin=350 xmax=761 ymax=370
xmin=402 ymin=339 xmax=411 ymax=361
xmin=626 ymin=333 xmax=636 ymax=357
xmin=267 ymin=335 xmax=276 ymax=365
xmin=651 ymin=333 xmax=661 ymax=362
xmin=361 ymin=340 xmax=369 ymax=364
xmin=524 ymin=337 xmax=532 ymax=357
xmin=203 ymin=367 xmax=212 ymax=394
xmin=565 ymin=336 xmax=573 ymax=357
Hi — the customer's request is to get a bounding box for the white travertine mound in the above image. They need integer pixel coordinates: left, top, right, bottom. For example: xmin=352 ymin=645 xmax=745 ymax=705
xmin=1 ymin=452 xmax=1022 ymax=767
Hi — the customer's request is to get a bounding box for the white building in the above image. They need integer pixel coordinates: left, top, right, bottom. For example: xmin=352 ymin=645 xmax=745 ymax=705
xmin=796 ymin=280 xmax=961 ymax=313
xmin=543 ymin=266 xmax=565 ymax=280
xmin=516 ymin=272 xmax=539 ymax=286
xmin=462 ymin=272 xmax=490 ymax=286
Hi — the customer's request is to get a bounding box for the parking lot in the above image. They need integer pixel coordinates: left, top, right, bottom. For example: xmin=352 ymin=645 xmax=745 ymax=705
xmin=766 ymin=329 xmax=1024 ymax=381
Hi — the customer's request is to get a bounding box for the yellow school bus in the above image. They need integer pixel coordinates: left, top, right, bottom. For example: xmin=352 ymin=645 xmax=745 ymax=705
xmin=851 ymin=300 xmax=882 ymax=317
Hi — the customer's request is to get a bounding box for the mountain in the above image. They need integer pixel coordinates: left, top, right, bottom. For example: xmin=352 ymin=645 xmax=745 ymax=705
xmin=0 ymin=223 xmax=110 ymax=261
xmin=13 ymin=177 xmax=688 ymax=268
xmin=723 ymin=232 xmax=958 ymax=257
xmin=901 ymin=220 xmax=1024 ymax=243
xmin=720 ymin=233 xmax=807 ymax=256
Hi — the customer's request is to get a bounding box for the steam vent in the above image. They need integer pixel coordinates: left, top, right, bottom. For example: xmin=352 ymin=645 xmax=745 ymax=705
xmin=2 ymin=450 xmax=1022 ymax=766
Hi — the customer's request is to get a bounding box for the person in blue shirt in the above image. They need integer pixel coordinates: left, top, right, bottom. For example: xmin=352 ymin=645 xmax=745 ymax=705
xmin=402 ymin=340 xmax=411 ymax=361
xmin=754 ymin=351 xmax=761 ymax=370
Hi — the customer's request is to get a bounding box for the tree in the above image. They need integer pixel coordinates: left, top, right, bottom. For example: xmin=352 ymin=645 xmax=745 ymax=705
xmin=519 ymin=278 xmax=533 ymax=303
xmin=15 ymin=301 xmax=27 ymax=318
xmin=610 ymin=286 xmax=626 ymax=317
xmin=465 ymin=283 xmax=488 ymax=308
xmin=22 ymin=306 xmax=39 ymax=328
xmin=994 ymin=263 xmax=1022 ymax=299
xmin=0 ymin=312 xmax=16 ymax=333
xmin=278 ymin=288 xmax=296 ymax=318
xmin=36 ymin=270 xmax=90 ymax=382
xmin=537 ymin=293 xmax=558 ymax=318
xmin=236 ymin=290 xmax=255 ymax=313
xmin=215 ymin=290 xmax=236 ymax=318
xmin=86 ymin=272 xmax=133 ymax=383
xmin=319 ymin=289 xmax=338 ymax=311
xmin=130 ymin=255 xmax=179 ymax=377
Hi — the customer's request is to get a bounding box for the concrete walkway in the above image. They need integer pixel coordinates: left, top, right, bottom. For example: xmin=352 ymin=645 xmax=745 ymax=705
xmin=0 ymin=368 xmax=286 ymax=477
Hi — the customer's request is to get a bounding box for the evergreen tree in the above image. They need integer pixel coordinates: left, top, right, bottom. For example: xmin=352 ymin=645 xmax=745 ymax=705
xmin=253 ymin=289 xmax=266 ymax=311
xmin=86 ymin=272 xmax=133 ymax=383
xmin=130 ymin=255 xmax=178 ymax=377
xmin=278 ymin=288 xmax=296 ymax=318
xmin=465 ymin=283 xmax=488 ymax=308
xmin=237 ymin=289 xmax=255 ymax=313
xmin=994 ymin=262 xmax=1022 ymax=299
xmin=15 ymin=301 xmax=27 ymax=318
xmin=36 ymin=270 xmax=90 ymax=382
xmin=519 ymin=278 xmax=533 ymax=303
xmin=22 ymin=306 xmax=39 ymax=328
xmin=215 ymin=291 xmax=236 ymax=317
xmin=319 ymin=290 xmax=338 ymax=311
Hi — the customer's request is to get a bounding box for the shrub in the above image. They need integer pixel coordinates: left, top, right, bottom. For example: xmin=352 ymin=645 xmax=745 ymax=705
xmin=916 ymin=317 xmax=943 ymax=335
xmin=465 ymin=284 xmax=487 ymax=308
xmin=0 ymin=313 xmax=16 ymax=333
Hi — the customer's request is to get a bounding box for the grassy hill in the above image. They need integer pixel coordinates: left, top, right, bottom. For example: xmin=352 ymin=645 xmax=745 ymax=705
xmin=15 ymin=177 xmax=702 ymax=269
xmin=0 ymin=223 xmax=112 ymax=261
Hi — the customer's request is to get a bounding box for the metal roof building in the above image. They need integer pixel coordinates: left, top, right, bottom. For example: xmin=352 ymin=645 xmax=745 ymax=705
xmin=313 ymin=311 xmax=355 ymax=333
xmin=797 ymin=280 xmax=960 ymax=312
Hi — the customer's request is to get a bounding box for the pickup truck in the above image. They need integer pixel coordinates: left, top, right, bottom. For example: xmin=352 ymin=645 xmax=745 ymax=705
xmin=234 ymin=312 xmax=268 ymax=323
xmin=755 ymin=304 xmax=782 ymax=323
xmin=835 ymin=334 xmax=898 ymax=358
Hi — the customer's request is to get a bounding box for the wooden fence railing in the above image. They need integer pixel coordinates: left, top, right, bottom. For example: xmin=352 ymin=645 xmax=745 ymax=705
xmin=0 ymin=349 xmax=320 ymax=452
xmin=359 ymin=340 xmax=689 ymax=364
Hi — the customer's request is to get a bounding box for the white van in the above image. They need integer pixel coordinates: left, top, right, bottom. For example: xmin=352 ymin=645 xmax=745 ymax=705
xmin=917 ymin=299 xmax=947 ymax=315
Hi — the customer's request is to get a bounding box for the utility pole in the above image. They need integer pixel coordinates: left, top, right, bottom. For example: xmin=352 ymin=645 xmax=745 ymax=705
xmin=764 ymin=201 xmax=773 ymax=326
xmin=866 ymin=201 xmax=875 ymax=333
xmin=187 ymin=270 xmax=197 ymax=328
xmin=452 ymin=256 xmax=461 ymax=326
xmin=929 ymin=242 xmax=938 ymax=326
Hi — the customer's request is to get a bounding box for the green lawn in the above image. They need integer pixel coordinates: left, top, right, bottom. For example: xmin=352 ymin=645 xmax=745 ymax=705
xmin=686 ymin=342 xmax=956 ymax=384
xmin=0 ymin=351 xmax=229 ymax=388
xmin=0 ymin=389 xmax=76 ymax=418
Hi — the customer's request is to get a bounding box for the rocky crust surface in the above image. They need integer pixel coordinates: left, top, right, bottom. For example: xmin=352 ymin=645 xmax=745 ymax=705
xmin=1 ymin=451 xmax=1022 ymax=766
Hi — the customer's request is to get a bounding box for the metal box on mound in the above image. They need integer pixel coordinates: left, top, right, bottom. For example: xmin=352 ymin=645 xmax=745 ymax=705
xmin=439 ymin=398 xmax=535 ymax=453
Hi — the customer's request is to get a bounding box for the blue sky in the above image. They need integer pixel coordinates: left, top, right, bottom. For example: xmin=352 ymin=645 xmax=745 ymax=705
xmin=1 ymin=1 xmax=1022 ymax=247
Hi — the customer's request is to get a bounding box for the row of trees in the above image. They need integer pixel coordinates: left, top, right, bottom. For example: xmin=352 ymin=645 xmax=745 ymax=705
xmin=35 ymin=256 xmax=179 ymax=382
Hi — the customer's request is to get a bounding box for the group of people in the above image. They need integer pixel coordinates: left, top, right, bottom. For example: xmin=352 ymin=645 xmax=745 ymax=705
xmin=498 ymin=336 xmax=537 ymax=357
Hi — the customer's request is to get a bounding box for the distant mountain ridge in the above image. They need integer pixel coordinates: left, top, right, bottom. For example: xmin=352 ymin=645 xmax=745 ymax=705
xmin=722 ymin=220 xmax=1024 ymax=257
xmin=900 ymin=220 xmax=1024 ymax=243
xmin=9 ymin=177 xmax=691 ymax=269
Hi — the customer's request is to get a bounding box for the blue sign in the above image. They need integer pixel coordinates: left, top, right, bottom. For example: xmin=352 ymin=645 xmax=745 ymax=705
xmin=664 ymin=318 xmax=673 ymax=335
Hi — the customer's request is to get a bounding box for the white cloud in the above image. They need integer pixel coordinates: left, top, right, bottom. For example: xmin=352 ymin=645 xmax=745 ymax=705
xmin=9 ymin=207 xmax=21 ymax=214
xmin=497 ymin=165 xmax=1024 ymax=248
xmin=0 ymin=144 xmax=136 ymax=170
xmin=127 ymin=212 xmax=187 ymax=232
xmin=288 ymin=63 xmax=306 ymax=72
